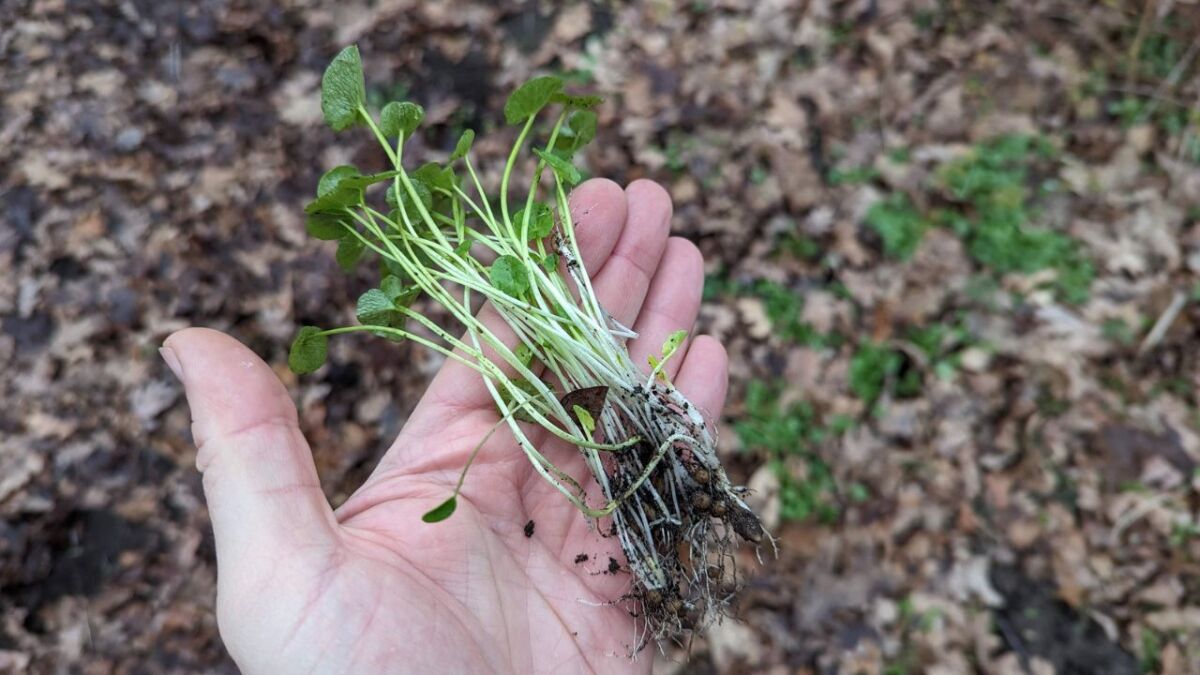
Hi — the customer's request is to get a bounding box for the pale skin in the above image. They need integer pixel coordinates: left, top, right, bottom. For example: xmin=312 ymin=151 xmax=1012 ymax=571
xmin=163 ymin=179 xmax=729 ymax=674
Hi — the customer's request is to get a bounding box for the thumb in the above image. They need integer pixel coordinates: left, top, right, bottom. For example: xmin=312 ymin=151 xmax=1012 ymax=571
xmin=162 ymin=327 xmax=337 ymax=565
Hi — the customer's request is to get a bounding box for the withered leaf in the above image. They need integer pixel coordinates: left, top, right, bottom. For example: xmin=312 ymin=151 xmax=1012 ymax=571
xmin=560 ymin=386 xmax=608 ymax=422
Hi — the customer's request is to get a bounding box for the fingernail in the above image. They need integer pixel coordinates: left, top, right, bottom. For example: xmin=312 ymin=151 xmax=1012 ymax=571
xmin=160 ymin=346 xmax=184 ymax=382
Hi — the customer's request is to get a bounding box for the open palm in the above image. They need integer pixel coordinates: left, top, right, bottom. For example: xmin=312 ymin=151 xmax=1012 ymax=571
xmin=164 ymin=179 xmax=728 ymax=674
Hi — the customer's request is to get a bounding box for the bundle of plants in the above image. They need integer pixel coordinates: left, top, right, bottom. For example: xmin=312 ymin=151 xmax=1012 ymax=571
xmin=289 ymin=45 xmax=765 ymax=643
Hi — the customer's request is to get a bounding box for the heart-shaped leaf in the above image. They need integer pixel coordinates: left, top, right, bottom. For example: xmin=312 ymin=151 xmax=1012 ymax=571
xmin=356 ymin=288 xmax=395 ymax=325
xmin=490 ymin=255 xmax=530 ymax=298
xmin=513 ymin=202 xmax=554 ymax=240
xmin=305 ymin=213 xmax=350 ymax=240
xmin=380 ymin=101 xmax=424 ymax=139
xmin=288 ymin=326 xmax=328 ymax=374
xmin=504 ymin=75 xmax=563 ymax=124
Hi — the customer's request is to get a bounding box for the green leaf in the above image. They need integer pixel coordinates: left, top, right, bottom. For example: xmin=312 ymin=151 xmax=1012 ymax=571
xmin=412 ymin=162 xmax=455 ymax=193
xmin=662 ymin=329 xmax=688 ymax=359
xmin=451 ymin=129 xmax=475 ymax=160
xmin=380 ymin=101 xmax=424 ymax=139
xmin=550 ymin=92 xmax=604 ymax=109
xmin=454 ymin=238 xmax=472 ymax=256
xmin=533 ymin=148 xmax=581 ymax=185
xmin=513 ymin=202 xmax=554 ymax=240
xmin=499 ymin=378 xmax=541 ymax=423
xmin=387 ymin=180 xmax=433 ymax=212
xmin=317 ymin=166 xmax=396 ymax=198
xmin=306 ymin=213 xmax=349 ymax=240
xmin=307 ymin=165 xmax=366 ymax=213
xmin=321 ymin=45 xmax=366 ymax=132
xmin=336 ymin=235 xmax=366 ymax=271
xmin=541 ymin=252 xmax=559 ymax=274
xmin=288 ymin=326 xmax=328 ymax=374
xmin=565 ymin=110 xmax=597 ymax=154
xmin=490 ymin=255 xmax=530 ymax=297
xmin=572 ymin=404 xmax=596 ymax=434
xmin=318 ymin=165 xmax=362 ymax=196
xmin=380 ymin=275 xmax=422 ymax=306
xmin=514 ymin=343 xmax=534 ymax=367
xmin=305 ymin=188 xmax=359 ymax=213
xmin=421 ymin=496 xmax=457 ymax=523
xmin=504 ymin=75 xmax=563 ymax=124
xmin=380 ymin=258 xmax=412 ymax=286
xmin=356 ymin=288 xmax=395 ymax=325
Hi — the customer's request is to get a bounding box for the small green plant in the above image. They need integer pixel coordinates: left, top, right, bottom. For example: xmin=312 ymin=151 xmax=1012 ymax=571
xmin=827 ymin=164 xmax=880 ymax=186
xmin=865 ymin=193 xmax=927 ymax=260
xmin=906 ymin=318 xmax=976 ymax=380
xmin=292 ymin=45 xmax=763 ymax=642
xmin=848 ymin=341 xmax=921 ymax=405
xmin=654 ymin=130 xmax=693 ymax=175
xmin=754 ymin=280 xmax=833 ymax=347
xmin=938 ymin=134 xmax=1094 ymax=303
xmin=865 ymin=135 xmax=1095 ymax=300
xmin=734 ymin=381 xmax=852 ymax=523
xmin=1169 ymin=521 xmax=1200 ymax=548
xmin=1139 ymin=628 xmax=1163 ymax=674
xmin=704 ymin=275 xmax=836 ymax=348
xmin=1102 ymin=317 xmax=1137 ymax=346
xmin=775 ymin=230 xmax=821 ymax=261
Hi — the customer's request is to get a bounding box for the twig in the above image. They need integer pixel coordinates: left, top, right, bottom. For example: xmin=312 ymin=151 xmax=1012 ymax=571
xmin=1125 ymin=0 xmax=1159 ymax=89
xmin=1138 ymin=289 xmax=1187 ymax=356
xmin=1135 ymin=36 xmax=1200 ymax=125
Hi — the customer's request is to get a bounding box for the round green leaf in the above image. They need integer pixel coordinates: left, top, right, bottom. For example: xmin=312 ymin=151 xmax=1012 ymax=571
xmin=335 ymin=235 xmax=366 ymax=271
xmin=387 ymin=180 xmax=433 ymax=213
xmin=380 ymin=101 xmax=424 ymax=139
xmin=422 ymin=496 xmax=457 ymax=523
xmin=412 ymin=162 xmax=455 ymax=193
xmin=513 ymin=202 xmax=554 ymax=240
xmin=307 ymin=165 xmax=366 ymax=213
xmin=504 ymin=75 xmax=563 ymax=124
xmin=306 ymin=213 xmax=349 ymax=240
xmin=288 ymin=326 xmax=328 ymax=374
xmin=318 ymin=165 xmax=360 ymax=196
xmin=321 ymin=45 xmax=366 ymax=132
xmin=379 ymin=275 xmax=407 ymax=301
xmin=490 ymin=255 xmax=530 ymax=297
xmin=356 ymin=288 xmax=395 ymax=325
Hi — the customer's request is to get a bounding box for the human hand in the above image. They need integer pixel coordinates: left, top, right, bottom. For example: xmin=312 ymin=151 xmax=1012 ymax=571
xmin=162 ymin=179 xmax=728 ymax=674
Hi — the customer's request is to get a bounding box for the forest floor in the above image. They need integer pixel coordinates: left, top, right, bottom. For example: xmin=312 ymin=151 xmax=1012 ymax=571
xmin=4 ymin=0 xmax=1200 ymax=672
